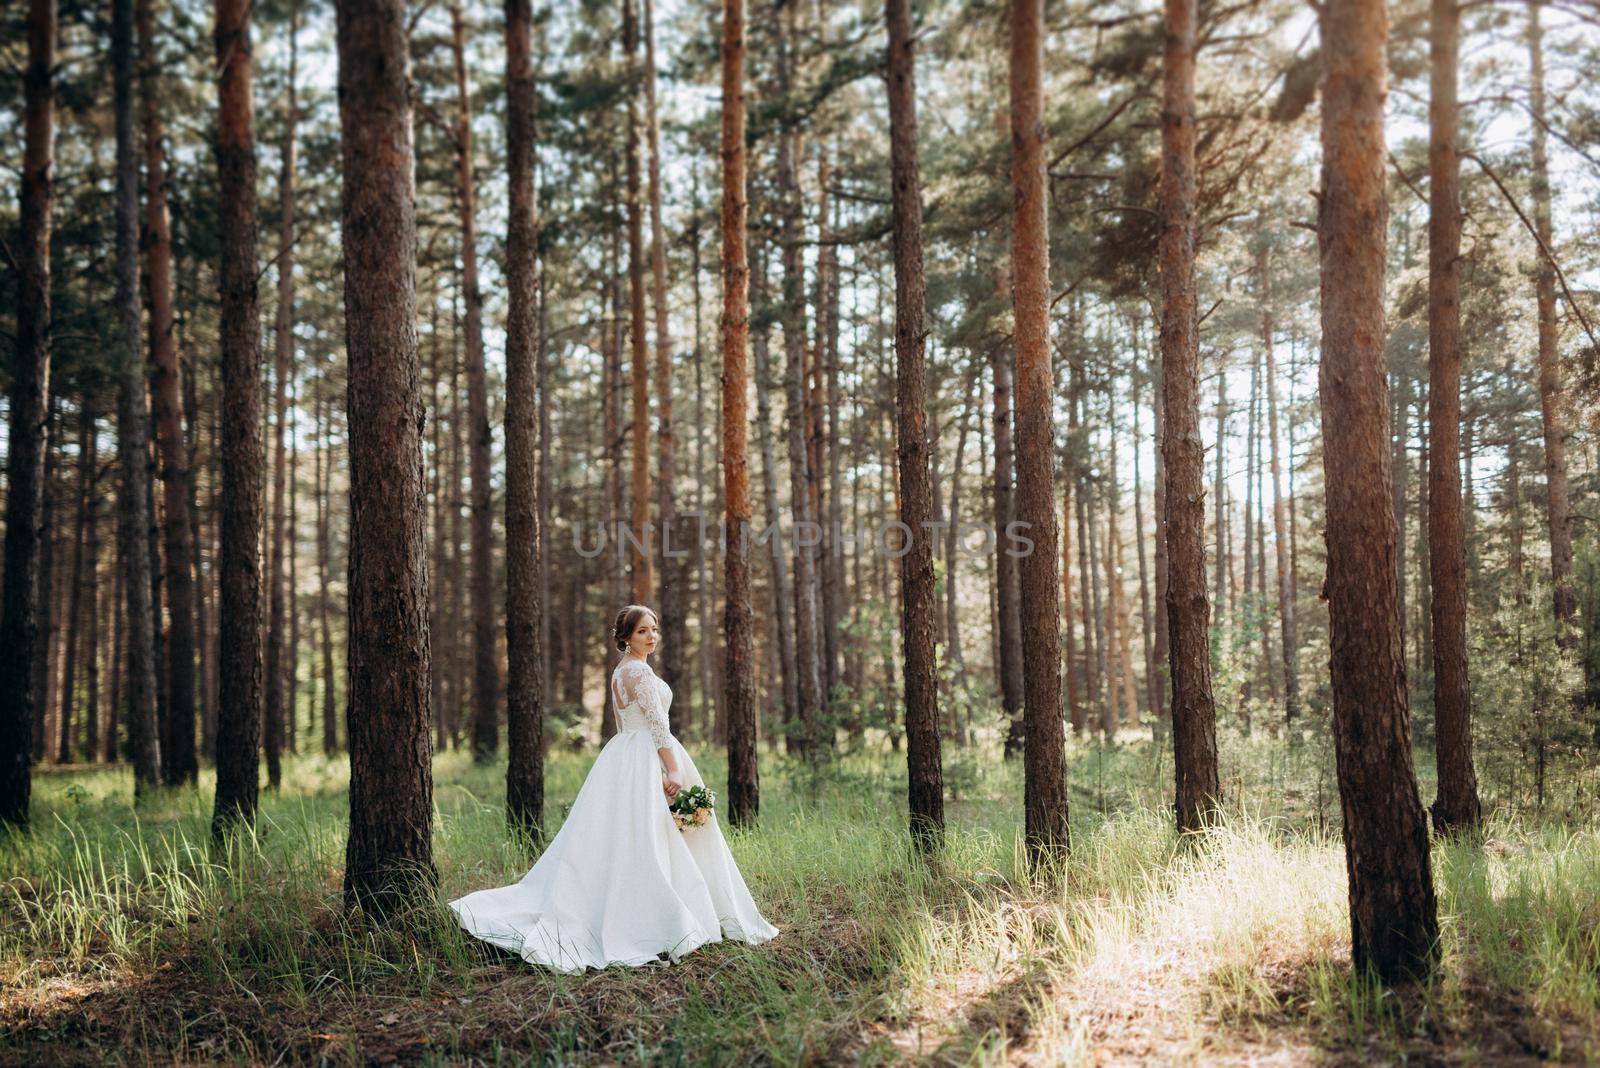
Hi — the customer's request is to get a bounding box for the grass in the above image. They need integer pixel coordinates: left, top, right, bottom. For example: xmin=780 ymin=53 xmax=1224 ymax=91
xmin=2 ymin=730 xmax=1598 ymax=1064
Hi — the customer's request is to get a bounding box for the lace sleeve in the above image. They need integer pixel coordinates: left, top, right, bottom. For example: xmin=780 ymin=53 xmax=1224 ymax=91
xmin=616 ymin=660 xmax=671 ymax=749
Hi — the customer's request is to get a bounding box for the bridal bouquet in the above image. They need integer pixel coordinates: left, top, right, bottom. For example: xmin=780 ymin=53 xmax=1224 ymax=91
xmin=669 ymin=785 xmax=716 ymax=830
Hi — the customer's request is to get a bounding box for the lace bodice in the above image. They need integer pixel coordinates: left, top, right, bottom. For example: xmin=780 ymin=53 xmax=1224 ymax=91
xmin=611 ymin=657 xmax=674 ymax=748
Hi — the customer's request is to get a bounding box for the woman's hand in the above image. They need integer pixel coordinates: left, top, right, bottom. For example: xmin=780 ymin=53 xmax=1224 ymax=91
xmin=662 ymin=774 xmax=682 ymax=801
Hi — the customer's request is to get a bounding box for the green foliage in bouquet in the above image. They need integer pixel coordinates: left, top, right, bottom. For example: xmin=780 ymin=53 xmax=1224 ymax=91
xmin=669 ymin=785 xmax=716 ymax=830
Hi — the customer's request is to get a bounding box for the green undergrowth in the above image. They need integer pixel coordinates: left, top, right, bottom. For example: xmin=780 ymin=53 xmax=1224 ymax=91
xmin=2 ymin=734 xmax=1597 ymax=1064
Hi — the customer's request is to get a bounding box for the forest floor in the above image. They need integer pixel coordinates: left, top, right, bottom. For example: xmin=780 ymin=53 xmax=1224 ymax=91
xmin=3 ymin=731 xmax=1598 ymax=1065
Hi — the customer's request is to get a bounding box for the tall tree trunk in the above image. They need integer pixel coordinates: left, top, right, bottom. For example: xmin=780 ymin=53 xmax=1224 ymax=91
xmin=84 ymin=489 xmax=102 ymax=761
xmin=1317 ymin=0 xmax=1439 ymax=982
xmin=1427 ymin=0 xmax=1481 ymax=833
xmin=1152 ymin=339 xmax=1171 ymax=727
xmin=1261 ymin=238 xmax=1299 ymax=729
xmin=186 ymin=364 xmax=215 ymax=760
xmin=109 ymin=558 xmax=125 ymax=762
xmin=316 ymin=363 xmax=337 ymax=755
xmin=1527 ymin=0 xmax=1575 ymax=644
xmin=1161 ymin=0 xmax=1220 ymax=831
xmin=142 ymin=0 xmax=196 ymax=785
xmin=944 ymin=398 xmax=972 ymax=678
xmin=337 ymin=0 xmax=436 ymax=913
xmin=1063 ymin=467 xmax=1082 ymax=732
xmin=1392 ymin=381 xmax=1410 ymax=659
xmin=262 ymin=0 xmax=297 ymax=792
xmin=211 ymin=0 xmax=263 ymax=839
xmin=114 ymin=0 xmax=162 ymax=795
xmin=886 ymin=0 xmax=944 ymax=850
xmin=753 ymin=253 xmax=800 ymax=737
xmin=692 ymin=174 xmax=713 ymax=737
xmin=643 ymin=0 xmax=683 ymax=706
xmin=448 ymin=288 xmax=469 ymax=747
xmin=36 ymin=413 xmax=60 ymax=764
xmin=1009 ymin=0 xmax=1067 ymax=860
xmin=720 ymin=0 xmax=759 ymax=825
xmin=505 ymin=0 xmax=545 ymax=837
xmin=601 ymin=226 xmax=623 ymax=745
xmin=993 ymin=338 xmax=1026 ymax=757
xmin=1073 ymin=355 xmax=1099 ymax=730
xmin=1134 ymin=372 xmax=1159 ymax=723
xmin=453 ymin=0 xmax=499 ymax=761
xmin=775 ymin=0 xmax=823 ymax=758
xmin=623 ymin=0 xmax=653 ymax=606
xmin=0 ymin=0 xmax=55 ymax=823
xmin=287 ymin=379 xmax=300 ymax=754
xmin=429 ymin=303 xmax=449 ymax=752
xmin=1212 ymin=372 xmax=1228 ymax=627
xmin=57 ymin=402 xmax=95 ymax=762
xmin=818 ymin=143 xmax=845 ymax=712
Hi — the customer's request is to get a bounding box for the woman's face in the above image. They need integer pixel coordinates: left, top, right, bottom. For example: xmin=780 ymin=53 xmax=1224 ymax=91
xmin=628 ymin=614 xmax=660 ymax=658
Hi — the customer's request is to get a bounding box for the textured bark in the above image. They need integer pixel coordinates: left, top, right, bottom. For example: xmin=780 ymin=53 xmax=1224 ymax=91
xmin=1261 ymin=241 xmax=1299 ymax=729
xmin=209 ymin=0 xmax=262 ymax=831
xmin=1527 ymin=1 xmax=1575 ymax=645
xmin=1317 ymin=0 xmax=1439 ymax=982
xmin=643 ymin=0 xmax=684 ymax=707
xmin=114 ymin=0 xmax=162 ymax=794
xmin=211 ymin=0 xmax=263 ymax=840
xmin=1008 ymin=0 xmax=1067 ymax=861
xmin=451 ymin=0 xmax=499 ymax=762
xmin=720 ymin=0 xmax=759 ymax=826
xmin=337 ymin=0 xmax=436 ymax=913
xmin=1 ymin=0 xmax=54 ymax=819
xmin=886 ymin=0 xmax=944 ymax=850
xmin=142 ymin=0 xmax=197 ymax=786
xmin=1161 ymin=0 xmax=1219 ymax=832
xmin=1427 ymin=0 xmax=1481 ymax=834
xmin=263 ymin=1 xmax=298 ymax=791
xmin=505 ymin=0 xmax=545 ymax=837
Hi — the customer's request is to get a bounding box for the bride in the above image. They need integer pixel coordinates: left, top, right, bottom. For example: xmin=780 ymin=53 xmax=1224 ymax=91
xmin=448 ymin=604 xmax=779 ymax=972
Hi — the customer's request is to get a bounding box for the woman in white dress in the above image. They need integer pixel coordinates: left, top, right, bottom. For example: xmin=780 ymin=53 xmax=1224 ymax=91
xmin=448 ymin=604 xmax=779 ymax=972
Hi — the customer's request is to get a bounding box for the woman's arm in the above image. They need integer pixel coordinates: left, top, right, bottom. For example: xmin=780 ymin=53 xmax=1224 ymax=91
xmin=659 ymin=747 xmax=681 ymax=798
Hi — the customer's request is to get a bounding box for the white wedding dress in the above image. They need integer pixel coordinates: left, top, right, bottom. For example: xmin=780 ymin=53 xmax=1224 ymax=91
xmin=448 ymin=656 xmax=778 ymax=972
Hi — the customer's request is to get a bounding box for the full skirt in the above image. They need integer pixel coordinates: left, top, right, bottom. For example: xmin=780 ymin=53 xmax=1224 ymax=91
xmin=448 ymin=732 xmax=778 ymax=973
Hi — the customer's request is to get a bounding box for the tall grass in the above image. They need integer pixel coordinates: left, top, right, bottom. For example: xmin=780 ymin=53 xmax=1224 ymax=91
xmin=3 ymin=736 xmax=1597 ymax=1063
